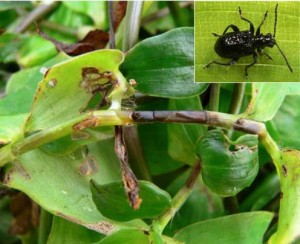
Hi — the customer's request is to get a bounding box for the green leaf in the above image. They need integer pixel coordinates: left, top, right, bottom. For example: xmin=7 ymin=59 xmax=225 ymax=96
xmin=195 ymin=1 xmax=299 ymax=82
xmin=0 ymin=114 xmax=27 ymax=145
xmin=240 ymin=172 xmax=280 ymax=211
xmin=121 ymin=27 xmax=208 ymax=98
xmin=63 ymin=2 xmax=107 ymax=28
xmin=25 ymin=49 xmax=126 ymax=132
xmin=47 ymin=216 xmax=104 ymax=244
xmin=174 ymin=211 xmax=274 ymax=244
xmin=98 ymin=229 xmax=150 ymax=244
xmin=269 ymin=149 xmax=300 ymax=243
xmin=0 ymin=33 xmax=25 ymax=63
xmin=18 ymin=35 xmax=58 ymax=68
xmin=90 ymin=180 xmax=172 ymax=222
xmin=0 ymin=53 xmax=69 ymax=116
xmin=168 ymin=96 xmax=207 ymax=165
xmin=196 ymin=130 xmax=259 ymax=196
xmin=164 ymin=169 xmax=224 ymax=237
xmin=3 ymin=139 xmax=146 ymax=234
xmin=245 ymin=83 xmax=288 ymax=121
xmin=272 ymin=95 xmax=300 ymax=150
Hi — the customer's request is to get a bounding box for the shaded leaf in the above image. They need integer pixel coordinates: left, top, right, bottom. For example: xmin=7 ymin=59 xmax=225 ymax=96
xmin=9 ymin=192 xmax=39 ymax=235
xmin=121 ymin=27 xmax=207 ymax=98
xmin=174 ymin=211 xmax=274 ymax=244
xmin=245 ymin=83 xmax=288 ymax=121
xmin=272 ymin=95 xmax=300 ymax=150
xmin=47 ymin=216 xmax=104 ymax=244
xmin=168 ymin=96 xmax=207 ymax=165
xmin=90 ymin=180 xmax=172 ymax=222
xmin=164 ymin=169 xmax=224 ymax=236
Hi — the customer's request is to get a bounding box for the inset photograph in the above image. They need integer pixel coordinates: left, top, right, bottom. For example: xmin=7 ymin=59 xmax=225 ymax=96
xmin=195 ymin=1 xmax=299 ymax=82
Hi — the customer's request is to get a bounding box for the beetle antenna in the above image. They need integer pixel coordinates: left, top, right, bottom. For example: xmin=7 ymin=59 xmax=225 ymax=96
xmin=275 ymin=42 xmax=293 ymax=73
xmin=273 ymin=4 xmax=278 ymax=38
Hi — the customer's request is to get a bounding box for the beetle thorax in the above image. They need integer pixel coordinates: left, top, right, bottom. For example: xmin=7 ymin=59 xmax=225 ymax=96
xmin=253 ymin=33 xmax=275 ymax=48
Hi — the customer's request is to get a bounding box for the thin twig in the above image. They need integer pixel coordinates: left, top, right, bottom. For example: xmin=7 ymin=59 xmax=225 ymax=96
xmin=15 ymin=2 xmax=60 ymax=34
xmin=108 ymin=1 xmax=116 ymax=49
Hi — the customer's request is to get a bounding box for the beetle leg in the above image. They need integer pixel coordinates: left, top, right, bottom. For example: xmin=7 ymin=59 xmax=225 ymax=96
xmin=256 ymin=11 xmax=268 ymax=35
xmin=245 ymin=52 xmax=258 ymax=78
xmin=212 ymin=33 xmax=221 ymax=37
xmin=203 ymin=58 xmax=238 ymax=69
xmin=238 ymin=7 xmax=254 ymax=34
xmin=257 ymin=48 xmax=273 ymax=60
xmin=221 ymin=25 xmax=240 ymax=35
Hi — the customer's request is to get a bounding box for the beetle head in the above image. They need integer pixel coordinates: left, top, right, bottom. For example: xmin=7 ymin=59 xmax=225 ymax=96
xmin=265 ymin=33 xmax=276 ymax=47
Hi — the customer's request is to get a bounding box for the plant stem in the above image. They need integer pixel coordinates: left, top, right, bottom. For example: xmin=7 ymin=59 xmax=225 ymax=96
xmin=166 ymin=1 xmax=186 ymax=27
xmin=122 ymin=1 xmax=143 ymax=51
xmin=209 ymin=83 xmax=221 ymax=112
xmin=0 ymin=110 xmax=274 ymax=167
xmin=108 ymin=1 xmax=116 ymax=49
xmin=228 ymin=83 xmax=246 ymax=114
xmin=38 ymin=208 xmax=53 ymax=244
xmin=152 ymin=162 xmax=201 ymax=234
xmin=15 ymin=2 xmax=60 ymax=33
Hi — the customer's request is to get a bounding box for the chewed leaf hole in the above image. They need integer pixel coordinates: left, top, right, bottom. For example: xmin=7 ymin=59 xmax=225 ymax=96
xmin=79 ymin=157 xmax=98 ymax=176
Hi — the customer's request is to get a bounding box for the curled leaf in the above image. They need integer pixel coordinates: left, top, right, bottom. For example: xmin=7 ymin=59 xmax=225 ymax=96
xmin=196 ymin=130 xmax=259 ymax=196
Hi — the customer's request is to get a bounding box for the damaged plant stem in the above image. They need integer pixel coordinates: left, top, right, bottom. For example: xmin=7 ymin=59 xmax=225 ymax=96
xmin=0 ymin=110 xmax=280 ymax=170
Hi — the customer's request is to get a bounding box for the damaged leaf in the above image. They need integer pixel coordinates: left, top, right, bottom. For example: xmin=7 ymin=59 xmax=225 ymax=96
xmin=25 ymin=49 xmax=127 ymax=132
xmin=38 ymin=27 xmax=109 ymax=56
xmin=196 ymin=130 xmax=259 ymax=196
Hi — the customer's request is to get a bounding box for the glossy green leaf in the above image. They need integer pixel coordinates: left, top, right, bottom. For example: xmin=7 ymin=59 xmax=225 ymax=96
xmin=25 ymin=49 xmax=126 ymax=132
xmin=121 ymin=27 xmax=207 ymax=98
xmin=195 ymin=1 xmax=299 ymax=82
xmin=168 ymin=96 xmax=207 ymax=165
xmin=3 ymin=139 xmax=146 ymax=234
xmin=245 ymin=83 xmax=288 ymax=121
xmin=196 ymin=130 xmax=259 ymax=196
xmin=47 ymin=216 xmax=104 ymax=244
xmin=174 ymin=211 xmax=274 ymax=244
xmin=90 ymin=180 xmax=172 ymax=222
xmin=272 ymin=95 xmax=300 ymax=150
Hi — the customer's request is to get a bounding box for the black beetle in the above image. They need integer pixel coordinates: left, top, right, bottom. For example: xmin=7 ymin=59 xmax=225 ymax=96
xmin=204 ymin=4 xmax=293 ymax=78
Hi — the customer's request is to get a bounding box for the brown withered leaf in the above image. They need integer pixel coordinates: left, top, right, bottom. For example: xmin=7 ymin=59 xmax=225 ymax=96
xmin=114 ymin=126 xmax=142 ymax=210
xmin=9 ymin=192 xmax=40 ymax=235
xmin=0 ymin=29 xmax=5 ymax=35
xmin=37 ymin=26 xmax=109 ymax=56
xmin=112 ymin=1 xmax=127 ymax=31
